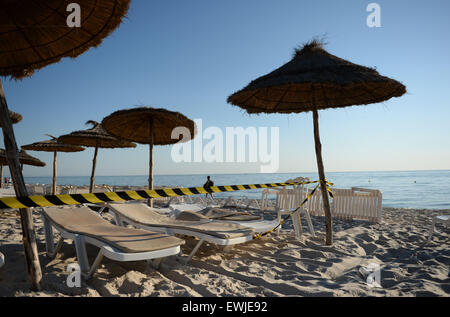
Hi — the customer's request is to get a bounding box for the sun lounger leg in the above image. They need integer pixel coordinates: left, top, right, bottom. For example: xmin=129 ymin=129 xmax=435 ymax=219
xmin=48 ymin=237 xmax=64 ymax=259
xmin=148 ymin=257 xmax=165 ymax=269
xmin=292 ymin=210 xmax=302 ymax=239
xmin=84 ymin=251 xmax=104 ymax=280
xmin=42 ymin=214 xmax=55 ymax=255
xmin=304 ymin=210 xmax=316 ymax=237
xmin=223 ymin=245 xmax=234 ymax=252
xmin=185 ymin=239 xmax=205 ymax=263
xmin=74 ymin=234 xmax=90 ymax=274
xmin=276 ymin=213 xmax=282 ymax=235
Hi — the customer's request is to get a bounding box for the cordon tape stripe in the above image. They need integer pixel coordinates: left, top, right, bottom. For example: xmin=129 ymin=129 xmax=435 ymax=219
xmin=0 ymin=180 xmax=334 ymax=209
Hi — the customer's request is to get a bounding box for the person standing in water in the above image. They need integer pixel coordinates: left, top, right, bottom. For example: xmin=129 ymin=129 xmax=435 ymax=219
xmin=203 ymin=175 xmax=214 ymax=198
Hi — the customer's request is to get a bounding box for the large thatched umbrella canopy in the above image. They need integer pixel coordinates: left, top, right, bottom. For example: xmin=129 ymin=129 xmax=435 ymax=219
xmin=58 ymin=121 xmax=136 ymax=193
xmin=227 ymin=41 xmax=406 ymax=245
xmin=0 ymin=0 xmax=131 ymax=79
xmin=0 ymin=0 xmax=131 ymax=291
xmin=101 ymin=107 xmax=197 ymax=206
xmin=22 ymin=135 xmax=85 ymax=194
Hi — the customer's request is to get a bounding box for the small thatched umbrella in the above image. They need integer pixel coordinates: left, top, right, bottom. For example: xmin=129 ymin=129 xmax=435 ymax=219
xmin=0 ymin=0 xmax=130 ymax=291
xmin=0 ymin=110 xmax=22 ymax=126
xmin=58 ymin=121 xmax=136 ymax=193
xmin=18 ymin=149 xmax=46 ymax=169
xmin=0 ymin=149 xmax=46 ymax=184
xmin=101 ymin=107 xmax=196 ymax=207
xmin=22 ymin=135 xmax=85 ymax=194
xmin=0 ymin=111 xmax=22 ymax=187
xmin=227 ymin=41 xmax=406 ymax=245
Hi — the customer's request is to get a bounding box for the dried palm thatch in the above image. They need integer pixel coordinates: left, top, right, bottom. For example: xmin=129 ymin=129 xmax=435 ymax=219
xmin=102 ymin=107 xmax=197 ymax=207
xmin=19 ymin=150 xmax=46 ymax=167
xmin=19 ymin=149 xmax=46 ymax=167
xmin=0 ymin=0 xmax=131 ymax=79
xmin=227 ymin=40 xmax=406 ymax=246
xmin=0 ymin=148 xmax=45 ymax=167
xmin=58 ymin=120 xmax=137 ymax=148
xmin=0 ymin=110 xmax=23 ymax=126
xmin=22 ymin=135 xmax=85 ymax=153
xmin=22 ymin=135 xmax=85 ymax=194
xmin=227 ymin=40 xmax=406 ymax=113
xmin=101 ymin=107 xmax=197 ymax=145
xmin=0 ymin=149 xmax=8 ymax=166
xmin=58 ymin=121 xmax=136 ymax=193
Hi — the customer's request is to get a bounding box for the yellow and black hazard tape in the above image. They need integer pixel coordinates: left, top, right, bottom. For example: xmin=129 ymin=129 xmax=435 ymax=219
xmin=0 ymin=180 xmax=333 ymax=210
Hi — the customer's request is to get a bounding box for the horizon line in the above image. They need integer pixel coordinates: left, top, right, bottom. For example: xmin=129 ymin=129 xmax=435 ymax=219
xmin=21 ymin=168 xmax=450 ymax=178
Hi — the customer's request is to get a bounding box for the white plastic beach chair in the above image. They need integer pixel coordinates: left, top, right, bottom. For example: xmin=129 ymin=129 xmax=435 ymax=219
xmin=275 ymin=186 xmax=315 ymax=239
xmin=25 ymin=184 xmax=45 ymax=195
xmin=260 ymin=188 xmax=281 ymax=211
xmin=40 ymin=205 xmax=184 ymax=279
xmin=303 ymin=187 xmax=382 ymax=223
xmin=426 ymin=215 xmax=450 ymax=244
xmin=330 ymin=187 xmax=382 ymax=223
xmin=107 ymin=202 xmax=255 ymax=263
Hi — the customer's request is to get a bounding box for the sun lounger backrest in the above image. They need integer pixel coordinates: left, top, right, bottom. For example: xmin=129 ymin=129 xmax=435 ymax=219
xmin=108 ymin=202 xmax=254 ymax=239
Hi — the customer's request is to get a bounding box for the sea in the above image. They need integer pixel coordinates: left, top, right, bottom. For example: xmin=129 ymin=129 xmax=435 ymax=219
xmin=23 ymin=170 xmax=450 ymax=210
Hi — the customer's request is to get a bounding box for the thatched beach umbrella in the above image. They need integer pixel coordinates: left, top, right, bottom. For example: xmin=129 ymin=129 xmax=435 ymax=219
xmin=0 ymin=111 xmax=22 ymax=187
xmin=22 ymin=135 xmax=85 ymax=194
xmin=0 ymin=149 xmax=45 ymax=186
xmin=0 ymin=0 xmax=131 ymax=290
xmin=58 ymin=121 xmax=136 ymax=193
xmin=18 ymin=149 xmax=46 ymax=168
xmin=227 ymin=41 xmax=406 ymax=245
xmin=101 ymin=107 xmax=197 ymax=207
xmin=0 ymin=0 xmax=131 ymax=79
xmin=0 ymin=110 xmax=22 ymax=126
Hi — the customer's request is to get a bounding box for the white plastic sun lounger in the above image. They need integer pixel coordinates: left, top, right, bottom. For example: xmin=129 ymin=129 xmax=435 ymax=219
xmin=172 ymin=206 xmax=279 ymax=234
xmin=106 ymin=202 xmax=255 ymax=263
xmin=40 ymin=205 xmax=184 ymax=279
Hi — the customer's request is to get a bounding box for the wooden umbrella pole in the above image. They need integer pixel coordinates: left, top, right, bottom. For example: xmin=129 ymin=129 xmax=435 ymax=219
xmin=148 ymin=117 xmax=154 ymax=207
xmin=0 ymin=78 xmax=42 ymax=291
xmin=312 ymin=108 xmax=333 ymax=245
xmin=89 ymin=146 xmax=98 ymax=193
xmin=0 ymin=165 xmax=3 ymax=188
xmin=52 ymin=151 xmax=57 ymax=195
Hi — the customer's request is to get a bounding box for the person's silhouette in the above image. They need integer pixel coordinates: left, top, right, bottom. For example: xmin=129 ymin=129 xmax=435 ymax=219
xmin=203 ymin=176 xmax=214 ymax=198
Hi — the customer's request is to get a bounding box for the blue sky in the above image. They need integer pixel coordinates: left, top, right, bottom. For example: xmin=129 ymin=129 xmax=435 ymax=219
xmin=2 ymin=0 xmax=450 ymax=177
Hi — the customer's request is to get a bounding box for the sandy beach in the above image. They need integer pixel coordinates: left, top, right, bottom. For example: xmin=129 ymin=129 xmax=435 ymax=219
xmin=0 ymin=201 xmax=448 ymax=297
